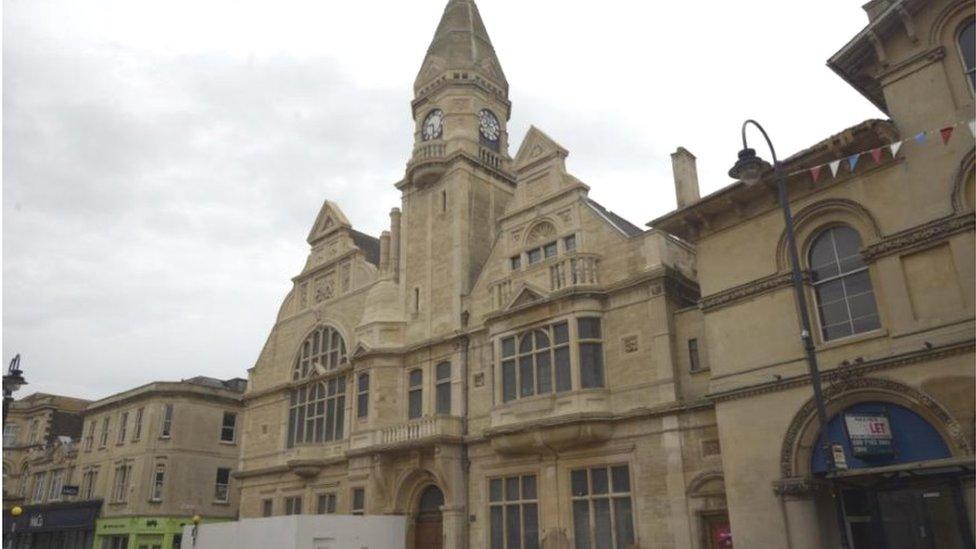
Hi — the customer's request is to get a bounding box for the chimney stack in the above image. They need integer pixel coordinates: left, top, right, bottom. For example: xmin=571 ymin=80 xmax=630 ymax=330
xmin=671 ymin=147 xmax=700 ymax=209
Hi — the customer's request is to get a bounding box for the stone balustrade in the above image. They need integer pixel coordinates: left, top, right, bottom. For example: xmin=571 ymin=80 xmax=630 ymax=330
xmin=549 ymin=253 xmax=600 ymax=290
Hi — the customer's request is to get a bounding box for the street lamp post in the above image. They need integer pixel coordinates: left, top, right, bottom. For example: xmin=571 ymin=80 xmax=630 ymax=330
xmin=728 ymin=120 xmax=850 ymax=548
xmin=3 ymin=354 xmax=27 ymax=423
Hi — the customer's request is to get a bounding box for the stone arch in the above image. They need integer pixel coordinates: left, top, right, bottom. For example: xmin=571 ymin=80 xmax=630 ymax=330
xmin=392 ymin=467 xmax=451 ymax=515
xmin=928 ymin=0 xmax=974 ymax=47
xmin=687 ymin=470 xmax=725 ymax=499
xmin=775 ymin=198 xmax=883 ymax=272
xmin=951 ymin=147 xmax=976 ymax=214
xmin=779 ymin=376 xmax=971 ymax=478
xmin=524 ymin=219 xmax=558 ymax=246
xmin=289 ymin=321 xmax=352 ymax=375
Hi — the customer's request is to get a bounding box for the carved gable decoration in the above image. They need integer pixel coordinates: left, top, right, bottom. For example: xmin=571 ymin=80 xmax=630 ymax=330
xmin=505 ymin=283 xmax=548 ymax=310
xmin=307 ymin=200 xmax=352 ymax=245
xmin=513 ymin=126 xmax=568 ymax=173
xmin=525 ymin=221 xmax=557 ymax=245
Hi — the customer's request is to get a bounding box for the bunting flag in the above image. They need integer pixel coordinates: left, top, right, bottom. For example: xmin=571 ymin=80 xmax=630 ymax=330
xmin=914 ymin=131 xmax=927 ymax=144
xmin=870 ymin=148 xmax=883 ymax=164
xmin=810 ymin=165 xmax=823 ymax=183
xmin=969 ymin=119 xmax=975 ymax=137
xmin=940 ymin=126 xmax=954 ymax=145
xmin=829 ymin=160 xmax=841 ymax=178
xmin=847 ymin=153 xmax=860 ymax=172
xmin=889 ymin=141 xmax=903 ymax=158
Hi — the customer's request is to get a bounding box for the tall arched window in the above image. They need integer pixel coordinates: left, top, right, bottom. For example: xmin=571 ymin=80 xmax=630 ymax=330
xmin=959 ymin=20 xmax=975 ymax=92
xmin=808 ymin=226 xmax=880 ymax=341
xmin=287 ymin=326 xmax=348 ymax=447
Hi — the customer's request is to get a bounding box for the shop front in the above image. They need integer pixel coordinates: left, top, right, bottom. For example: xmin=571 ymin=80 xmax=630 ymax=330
xmin=3 ymin=500 xmax=102 ymax=549
xmin=94 ymin=516 xmax=227 ymax=549
xmin=813 ymin=401 xmax=975 ymax=549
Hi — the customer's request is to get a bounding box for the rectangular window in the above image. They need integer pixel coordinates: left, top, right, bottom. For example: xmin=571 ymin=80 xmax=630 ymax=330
xmin=543 ymin=241 xmax=558 ymax=259
xmin=578 ymin=318 xmax=605 ymax=389
xmin=262 ymin=499 xmax=274 ymax=517
xmin=570 ymin=465 xmax=635 ymax=549
xmin=3 ymin=423 xmax=19 ymax=446
xmin=357 ymin=373 xmax=369 ymax=419
xmin=564 ymin=235 xmax=577 ymax=252
xmin=414 ymin=288 xmax=421 ymax=313
xmin=32 ymin=472 xmax=47 ymax=503
xmin=150 ymin=464 xmax=165 ymax=501
xmin=214 ymin=468 xmax=231 ymax=503
xmin=113 ymin=464 xmax=131 ymax=503
xmin=48 ymin=469 xmax=64 ymax=501
xmin=351 ymin=488 xmax=365 ymax=515
xmin=133 ymin=408 xmax=144 ymax=441
xmin=84 ymin=421 xmax=95 ymax=451
xmin=287 ymin=375 xmax=347 ymax=447
xmin=527 ymin=248 xmax=542 ymax=264
xmin=510 ymin=256 xmax=521 ymax=270
xmin=317 ymin=493 xmax=337 ymax=514
xmin=688 ymin=338 xmax=701 ymax=372
xmin=284 ymin=496 xmax=302 ymax=516
xmin=101 ymin=535 xmax=129 ymax=549
xmin=117 ymin=412 xmax=128 ymax=444
xmin=220 ymin=412 xmax=237 ymax=442
xmin=99 ymin=417 xmax=110 ymax=448
xmin=161 ymin=404 xmax=174 ymax=438
xmin=489 ymin=474 xmax=539 ymax=549
xmin=408 ymin=369 xmax=423 ymax=419
xmin=501 ymin=321 xmax=572 ymax=402
xmin=83 ymin=469 xmax=99 ymax=500
xmin=435 ymin=362 xmax=451 ymax=415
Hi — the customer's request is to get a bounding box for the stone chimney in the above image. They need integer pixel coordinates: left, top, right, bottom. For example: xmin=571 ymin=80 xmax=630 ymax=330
xmin=389 ymin=208 xmax=402 ymax=281
xmin=379 ymin=231 xmax=391 ymax=274
xmin=671 ymin=147 xmax=700 ymax=209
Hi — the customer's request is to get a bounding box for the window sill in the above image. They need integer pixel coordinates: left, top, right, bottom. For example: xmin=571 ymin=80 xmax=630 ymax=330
xmin=108 ymin=501 xmax=128 ymax=506
xmin=218 ymin=440 xmax=237 ymax=446
xmin=159 ymin=436 xmax=171 ymax=440
xmin=148 ymin=498 xmax=162 ymax=504
xmin=689 ymin=368 xmax=711 ymax=375
xmin=212 ymin=500 xmax=230 ymax=506
xmin=815 ymin=328 xmax=888 ymax=352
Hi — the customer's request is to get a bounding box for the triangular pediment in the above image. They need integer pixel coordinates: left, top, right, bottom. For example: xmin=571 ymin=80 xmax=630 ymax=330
xmin=514 ymin=126 xmax=569 ymax=172
xmin=505 ymin=282 xmax=548 ymax=310
xmin=307 ymin=200 xmax=352 ymax=244
xmin=352 ymin=343 xmax=372 ymax=358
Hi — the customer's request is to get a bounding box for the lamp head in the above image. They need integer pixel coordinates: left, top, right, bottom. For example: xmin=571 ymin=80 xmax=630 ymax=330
xmin=11 ymin=506 xmax=23 ymax=517
xmin=728 ymin=147 xmax=771 ymax=185
xmin=192 ymin=515 xmax=201 ymax=525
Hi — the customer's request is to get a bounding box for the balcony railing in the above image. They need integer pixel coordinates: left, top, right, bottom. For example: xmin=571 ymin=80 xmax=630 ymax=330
xmin=348 ymin=416 xmax=463 ymax=453
xmin=550 ymin=254 xmax=600 ymax=290
xmin=479 ymin=147 xmax=502 ymax=170
xmin=413 ymin=142 xmax=446 ymax=162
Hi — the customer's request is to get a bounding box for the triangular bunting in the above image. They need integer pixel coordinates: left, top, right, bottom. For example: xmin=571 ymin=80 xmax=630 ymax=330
xmin=969 ymin=119 xmax=975 ymax=138
xmin=870 ymin=148 xmax=883 ymax=164
xmin=889 ymin=141 xmax=903 ymax=158
xmin=914 ymin=132 xmax=927 ymax=144
xmin=940 ymin=126 xmax=954 ymax=145
xmin=810 ymin=165 xmax=823 ymax=183
xmin=829 ymin=160 xmax=841 ymax=177
xmin=847 ymin=153 xmax=860 ymax=172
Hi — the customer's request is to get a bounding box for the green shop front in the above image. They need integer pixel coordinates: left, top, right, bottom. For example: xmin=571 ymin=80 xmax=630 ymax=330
xmin=94 ymin=516 xmax=226 ymax=549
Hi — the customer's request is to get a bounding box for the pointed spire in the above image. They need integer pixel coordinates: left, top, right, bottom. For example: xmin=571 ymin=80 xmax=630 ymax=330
xmin=415 ymin=0 xmax=508 ymax=96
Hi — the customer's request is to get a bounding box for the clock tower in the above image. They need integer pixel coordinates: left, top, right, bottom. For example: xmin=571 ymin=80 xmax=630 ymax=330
xmin=395 ymin=0 xmax=515 ymax=339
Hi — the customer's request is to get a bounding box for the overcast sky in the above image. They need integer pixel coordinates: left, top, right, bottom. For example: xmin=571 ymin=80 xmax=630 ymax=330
xmin=3 ymin=0 xmax=883 ymax=400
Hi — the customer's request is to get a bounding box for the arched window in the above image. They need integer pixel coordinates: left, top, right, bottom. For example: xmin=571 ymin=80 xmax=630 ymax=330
xmin=293 ymin=326 xmax=347 ymax=381
xmin=500 ymin=321 xmax=574 ymax=402
xmin=959 ymin=20 xmax=975 ymax=92
xmin=808 ymin=226 xmax=880 ymax=341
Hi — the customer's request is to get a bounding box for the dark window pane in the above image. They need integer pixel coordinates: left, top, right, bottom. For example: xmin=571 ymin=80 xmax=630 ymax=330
xmin=519 ymin=356 xmax=535 ymax=397
xmin=536 ymin=352 xmax=552 ymax=394
xmin=564 ymin=235 xmax=576 ymax=251
xmin=838 ymin=254 xmax=865 ymax=274
xmin=502 ymin=361 xmax=517 ymax=402
xmin=578 ymin=318 xmax=602 ymax=339
xmin=688 ymin=339 xmax=701 ymax=372
xmin=511 ymin=256 xmax=521 ymax=270
xmin=357 ymin=392 xmax=368 ymax=418
xmin=612 ymin=498 xmax=635 ymax=549
xmin=544 ymin=242 xmax=558 ymax=258
xmin=848 ymin=293 xmax=879 ymax=321
xmin=409 ymin=390 xmax=422 ymax=419
xmin=571 ymin=470 xmax=588 ymax=496
xmin=555 ymin=347 xmax=571 ymax=392
xmin=506 ymin=505 xmax=521 ymax=549
xmin=843 ymin=270 xmax=872 ymax=296
xmin=522 ymin=476 xmax=537 ymax=500
xmin=553 ymin=322 xmax=569 ymax=344
xmin=832 ymin=227 xmax=863 ymax=260
xmin=611 ymin=466 xmax=630 ymax=492
xmin=580 ymin=343 xmax=605 ymax=388
xmin=358 ymin=374 xmax=369 ymax=392
xmin=535 ymin=331 xmax=550 ymax=348
xmin=505 ymin=476 xmax=520 ymax=501
xmin=524 ymin=502 xmax=539 ymax=549
xmin=819 ymin=300 xmax=850 ymax=328
xmin=409 ymin=370 xmax=422 ymax=387
xmin=436 ymin=362 xmax=451 ymax=380
xmin=593 ymin=499 xmax=612 ymax=549
xmin=502 ymin=337 xmax=516 ymax=357
xmin=489 ymin=478 xmax=503 ymax=502
xmin=528 ymin=248 xmax=542 ymax=264
xmin=824 ymin=322 xmax=853 ymax=341
xmin=334 ymin=396 xmax=344 ymax=439
xmin=519 ymin=334 xmax=534 ymax=354
xmin=816 ymin=279 xmax=846 ymax=305
xmin=852 ymin=314 xmax=881 ymax=334
xmin=591 ymin=468 xmax=608 ymax=495
xmin=436 ymin=382 xmax=451 ymax=414
xmin=573 ymin=500 xmax=592 ymax=549
xmin=491 ymin=507 xmax=504 ymax=549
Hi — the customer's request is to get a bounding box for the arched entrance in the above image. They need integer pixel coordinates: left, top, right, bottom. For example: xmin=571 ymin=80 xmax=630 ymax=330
xmin=414 ymin=485 xmax=444 ymax=549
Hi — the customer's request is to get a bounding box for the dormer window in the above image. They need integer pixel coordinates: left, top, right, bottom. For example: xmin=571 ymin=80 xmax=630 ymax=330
xmin=959 ymin=21 xmax=975 ymax=92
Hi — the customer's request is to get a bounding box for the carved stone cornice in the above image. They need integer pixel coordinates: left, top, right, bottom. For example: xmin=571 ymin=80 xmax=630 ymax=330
xmin=861 ymin=214 xmax=975 ymax=262
xmin=772 ymin=476 xmax=826 ymax=498
xmin=700 ymin=272 xmax=802 ymax=312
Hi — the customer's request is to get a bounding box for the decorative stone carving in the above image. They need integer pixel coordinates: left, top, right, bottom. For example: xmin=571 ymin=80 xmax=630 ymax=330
xmin=700 ymin=272 xmax=799 ymax=312
xmin=340 ymin=262 xmax=351 ymax=293
xmin=525 ymin=221 xmax=557 ymax=245
xmin=772 ymin=477 xmax=826 ymax=498
xmin=299 ymin=282 xmax=308 ymax=308
xmin=861 ymin=214 xmax=974 ymax=261
xmin=622 ymin=336 xmax=639 ymax=354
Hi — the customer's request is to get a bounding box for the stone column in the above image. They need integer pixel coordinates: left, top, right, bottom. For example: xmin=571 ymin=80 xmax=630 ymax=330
xmin=441 ymin=504 xmax=466 ymax=549
xmin=390 ymin=208 xmax=402 ymax=282
xmin=774 ymin=477 xmax=828 ymax=549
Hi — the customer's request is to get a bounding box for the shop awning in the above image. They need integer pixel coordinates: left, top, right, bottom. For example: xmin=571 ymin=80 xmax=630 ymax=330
xmin=826 ymin=455 xmax=976 ymax=480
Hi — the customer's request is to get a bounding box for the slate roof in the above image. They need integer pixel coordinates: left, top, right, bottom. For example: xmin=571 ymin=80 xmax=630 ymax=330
xmin=350 ymin=229 xmax=381 ymax=266
xmin=586 ymin=198 xmax=645 ymax=237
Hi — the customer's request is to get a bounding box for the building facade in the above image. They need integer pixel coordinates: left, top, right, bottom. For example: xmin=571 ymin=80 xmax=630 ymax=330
xmin=237 ymin=1 xmax=725 ymax=548
xmin=651 ymin=0 xmax=975 ymax=547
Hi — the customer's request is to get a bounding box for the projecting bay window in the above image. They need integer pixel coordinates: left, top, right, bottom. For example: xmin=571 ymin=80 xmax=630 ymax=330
xmin=570 ymin=465 xmax=636 ymax=549
xmin=489 ymin=474 xmax=540 ymax=549
xmin=357 ymin=373 xmax=369 ymax=419
xmin=408 ymin=369 xmax=423 ymax=419
xmin=435 ymin=362 xmax=451 ymax=415
xmin=287 ymin=376 xmax=346 ymax=447
xmin=499 ymin=317 xmax=603 ymax=403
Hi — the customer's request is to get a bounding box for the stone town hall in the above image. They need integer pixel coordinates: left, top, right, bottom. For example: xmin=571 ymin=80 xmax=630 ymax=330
xmin=236 ymin=0 xmax=717 ymax=546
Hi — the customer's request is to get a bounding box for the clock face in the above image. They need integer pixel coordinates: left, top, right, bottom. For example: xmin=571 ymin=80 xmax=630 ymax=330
xmin=478 ymin=109 xmax=500 ymax=142
xmin=422 ymin=109 xmax=444 ymax=141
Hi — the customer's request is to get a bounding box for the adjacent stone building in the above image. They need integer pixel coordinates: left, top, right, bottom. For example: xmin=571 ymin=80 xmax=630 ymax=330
xmin=651 ymin=0 xmax=975 ymax=547
xmin=237 ymin=1 xmax=723 ymax=548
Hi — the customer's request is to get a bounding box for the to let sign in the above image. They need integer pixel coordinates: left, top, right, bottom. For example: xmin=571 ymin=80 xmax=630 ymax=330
xmin=844 ymin=414 xmax=894 ymax=457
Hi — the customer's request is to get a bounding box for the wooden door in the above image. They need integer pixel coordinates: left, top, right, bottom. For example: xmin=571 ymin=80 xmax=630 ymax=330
xmin=415 ymin=515 xmax=443 ymax=549
xmin=703 ymin=513 xmax=733 ymax=549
